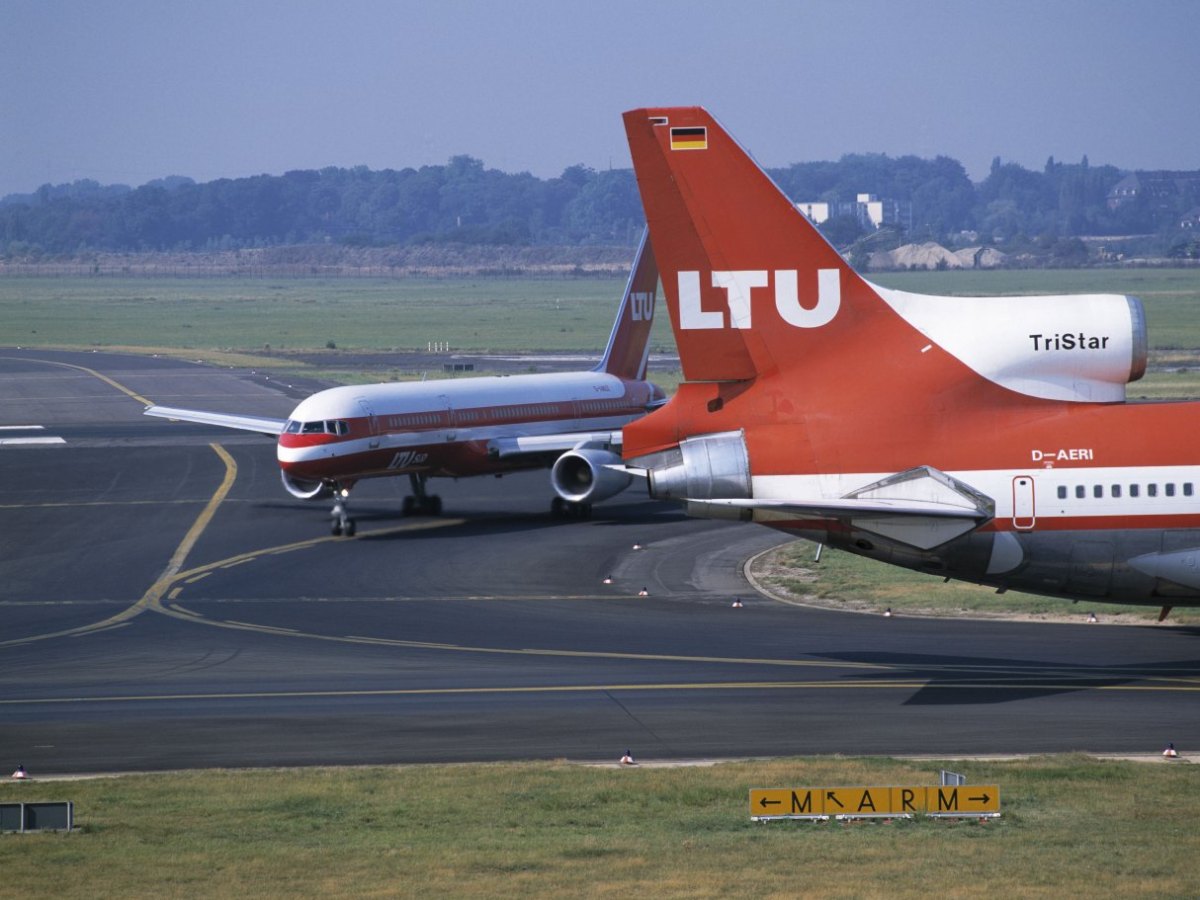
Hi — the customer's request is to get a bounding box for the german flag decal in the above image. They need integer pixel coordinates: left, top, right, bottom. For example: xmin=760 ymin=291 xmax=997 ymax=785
xmin=670 ymin=126 xmax=707 ymax=151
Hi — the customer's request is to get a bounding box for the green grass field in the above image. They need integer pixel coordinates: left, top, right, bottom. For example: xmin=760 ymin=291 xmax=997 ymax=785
xmin=2 ymin=757 xmax=1198 ymax=898
xmin=0 ymin=274 xmax=676 ymax=355
xmin=2 ymin=268 xmax=1199 ymax=356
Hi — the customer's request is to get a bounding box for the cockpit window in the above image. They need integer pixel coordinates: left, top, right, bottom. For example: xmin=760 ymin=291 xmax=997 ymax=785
xmin=293 ymin=419 xmax=349 ymax=435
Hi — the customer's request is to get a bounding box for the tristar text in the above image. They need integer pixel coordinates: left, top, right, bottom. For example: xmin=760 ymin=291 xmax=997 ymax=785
xmin=678 ymin=269 xmax=841 ymax=330
xmin=1028 ymin=333 xmax=1111 ymax=351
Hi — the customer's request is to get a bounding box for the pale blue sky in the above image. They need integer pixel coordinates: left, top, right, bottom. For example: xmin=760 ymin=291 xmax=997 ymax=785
xmin=2 ymin=0 xmax=1197 ymax=196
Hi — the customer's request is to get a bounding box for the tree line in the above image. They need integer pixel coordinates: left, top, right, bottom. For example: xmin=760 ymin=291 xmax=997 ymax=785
xmin=2 ymin=151 xmax=1197 ymax=258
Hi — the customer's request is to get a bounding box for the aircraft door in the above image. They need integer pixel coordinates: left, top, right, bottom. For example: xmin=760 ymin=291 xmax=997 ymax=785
xmin=1012 ymin=475 xmax=1036 ymax=530
xmin=357 ymin=398 xmax=380 ymax=448
xmin=439 ymin=394 xmax=456 ymax=440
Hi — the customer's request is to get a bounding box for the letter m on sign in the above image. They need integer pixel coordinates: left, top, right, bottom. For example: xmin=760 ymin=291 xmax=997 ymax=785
xmin=790 ymin=791 xmax=814 ymax=814
xmin=936 ymin=787 xmax=959 ymax=812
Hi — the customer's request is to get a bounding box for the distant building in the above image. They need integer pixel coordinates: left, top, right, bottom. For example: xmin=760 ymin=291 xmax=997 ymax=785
xmin=795 ymin=202 xmax=830 ymax=224
xmin=857 ymin=194 xmax=884 ymax=229
xmin=795 ymin=193 xmax=910 ymax=231
xmin=1107 ymin=171 xmax=1200 ymax=212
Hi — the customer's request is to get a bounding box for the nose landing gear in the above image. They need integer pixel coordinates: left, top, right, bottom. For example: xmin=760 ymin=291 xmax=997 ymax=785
xmin=331 ymin=487 xmax=356 ymax=537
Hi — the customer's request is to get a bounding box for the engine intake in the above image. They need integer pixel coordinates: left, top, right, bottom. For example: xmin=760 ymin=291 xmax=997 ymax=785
xmin=281 ymin=470 xmax=332 ymax=500
xmin=551 ymin=448 xmax=632 ymax=504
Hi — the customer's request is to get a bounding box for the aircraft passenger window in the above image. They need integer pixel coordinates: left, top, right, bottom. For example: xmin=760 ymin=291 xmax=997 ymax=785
xmin=1187 ymin=483 xmax=1195 ymax=497
xmin=1167 ymin=484 xmax=1176 ymax=497
xmin=1130 ymin=484 xmax=1140 ymax=498
xmin=1074 ymin=485 xmax=1085 ymax=499
xmin=1057 ymin=486 xmax=1067 ymax=500
xmin=1112 ymin=485 xmax=1122 ymax=498
xmin=1093 ymin=485 xmax=1103 ymax=498
xmin=1148 ymin=484 xmax=1158 ymax=498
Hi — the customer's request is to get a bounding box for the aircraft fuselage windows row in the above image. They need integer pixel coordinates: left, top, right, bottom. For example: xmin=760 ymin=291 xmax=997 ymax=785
xmin=1056 ymin=482 xmax=1194 ymax=500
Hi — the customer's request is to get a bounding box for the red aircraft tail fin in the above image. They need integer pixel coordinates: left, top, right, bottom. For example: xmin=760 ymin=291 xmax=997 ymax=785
xmin=622 ymin=107 xmax=925 ymax=384
xmin=596 ymin=227 xmax=658 ymax=381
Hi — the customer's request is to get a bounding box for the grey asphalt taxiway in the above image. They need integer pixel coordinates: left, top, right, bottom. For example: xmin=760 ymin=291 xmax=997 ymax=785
xmin=2 ymin=349 xmax=1199 ymax=774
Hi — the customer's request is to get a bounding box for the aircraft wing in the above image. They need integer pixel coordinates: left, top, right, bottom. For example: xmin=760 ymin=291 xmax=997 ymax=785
xmin=687 ymin=497 xmax=990 ymax=551
xmin=614 ymin=464 xmax=995 ymax=551
xmin=488 ymin=431 xmax=623 ymax=459
xmin=145 ymin=405 xmax=287 ymax=436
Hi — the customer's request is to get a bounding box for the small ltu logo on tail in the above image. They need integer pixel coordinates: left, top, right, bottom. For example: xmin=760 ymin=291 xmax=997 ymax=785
xmin=631 ymin=291 xmax=655 ymax=322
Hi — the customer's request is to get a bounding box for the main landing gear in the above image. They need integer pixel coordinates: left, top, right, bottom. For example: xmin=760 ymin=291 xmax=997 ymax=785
xmin=550 ymin=496 xmax=592 ymax=519
xmin=402 ymin=473 xmax=442 ymax=516
xmin=331 ymin=487 xmax=356 ymax=537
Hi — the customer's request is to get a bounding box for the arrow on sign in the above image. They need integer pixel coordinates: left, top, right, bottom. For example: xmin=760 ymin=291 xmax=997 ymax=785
xmin=969 ymin=793 xmax=991 ymax=804
xmin=759 ymin=797 xmax=781 ymax=808
xmin=826 ymin=791 xmax=845 ymax=809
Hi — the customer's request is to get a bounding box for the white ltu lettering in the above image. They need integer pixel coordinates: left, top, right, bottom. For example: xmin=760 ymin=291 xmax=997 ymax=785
xmin=776 ymin=268 xmax=841 ymax=328
xmin=712 ymin=270 xmax=767 ymax=330
xmin=678 ymin=269 xmax=842 ymax=330
xmin=678 ymin=271 xmax=722 ymax=329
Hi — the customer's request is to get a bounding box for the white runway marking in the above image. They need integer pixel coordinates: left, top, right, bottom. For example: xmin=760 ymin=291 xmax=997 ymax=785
xmin=0 ymin=425 xmax=65 ymax=445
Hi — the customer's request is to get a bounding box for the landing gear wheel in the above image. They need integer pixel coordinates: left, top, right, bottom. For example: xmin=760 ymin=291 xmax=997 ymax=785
xmin=402 ymin=495 xmax=415 ymax=517
xmin=551 ymin=497 xmax=591 ymax=519
xmin=427 ymin=495 xmax=443 ymax=516
xmin=331 ymin=494 xmax=354 ymax=537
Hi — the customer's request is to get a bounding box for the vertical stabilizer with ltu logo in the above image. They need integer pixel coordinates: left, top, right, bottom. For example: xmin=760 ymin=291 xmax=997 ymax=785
xmin=596 ymin=227 xmax=659 ymax=381
xmin=620 ymin=107 xmax=1016 ymax=463
xmin=621 ymin=107 xmax=921 ymax=383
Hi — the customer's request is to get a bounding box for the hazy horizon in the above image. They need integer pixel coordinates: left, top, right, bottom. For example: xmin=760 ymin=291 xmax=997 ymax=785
xmin=3 ymin=0 xmax=1198 ymax=198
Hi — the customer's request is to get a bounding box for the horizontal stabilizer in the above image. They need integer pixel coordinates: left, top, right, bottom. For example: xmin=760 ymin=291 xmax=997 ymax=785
xmin=145 ymin=405 xmax=286 ymax=436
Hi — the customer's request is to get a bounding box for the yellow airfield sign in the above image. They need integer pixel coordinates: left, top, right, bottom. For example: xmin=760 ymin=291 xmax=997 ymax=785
xmin=750 ymin=785 xmax=1000 ymax=820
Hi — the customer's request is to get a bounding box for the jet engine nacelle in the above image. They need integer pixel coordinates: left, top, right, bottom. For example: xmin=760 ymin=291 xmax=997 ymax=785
xmin=873 ymin=287 xmax=1148 ymax=403
xmin=634 ymin=430 xmax=753 ymax=521
xmin=551 ymin=447 xmax=633 ymax=504
xmin=281 ymin=470 xmax=333 ymax=500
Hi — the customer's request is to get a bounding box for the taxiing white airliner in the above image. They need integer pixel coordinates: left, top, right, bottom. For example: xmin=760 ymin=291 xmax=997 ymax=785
xmin=146 ymin=231 xmax=664 ymax=535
